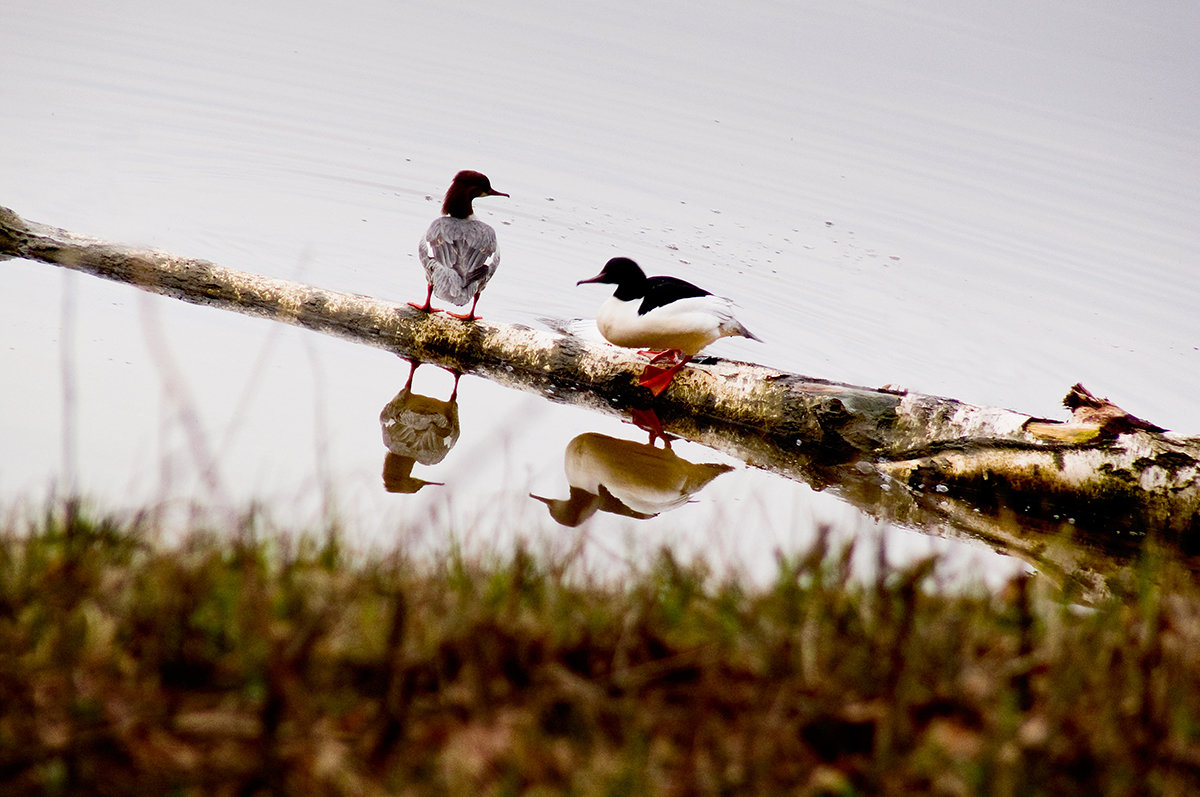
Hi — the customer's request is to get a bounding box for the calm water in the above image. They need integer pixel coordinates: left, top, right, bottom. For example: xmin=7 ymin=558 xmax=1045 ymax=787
xmin=2 ymin=0 xmax=1197 ymax=581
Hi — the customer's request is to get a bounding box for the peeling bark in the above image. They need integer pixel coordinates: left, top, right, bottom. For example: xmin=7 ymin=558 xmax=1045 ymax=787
xmin=3 ymin=204 xmax=1197 ymax=582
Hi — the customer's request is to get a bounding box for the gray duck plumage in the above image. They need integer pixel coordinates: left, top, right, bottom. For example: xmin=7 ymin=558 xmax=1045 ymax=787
xmin=411 ymin=170 xmax=508 ymax=321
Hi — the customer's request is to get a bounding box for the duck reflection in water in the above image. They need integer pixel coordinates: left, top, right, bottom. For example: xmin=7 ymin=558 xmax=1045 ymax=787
xmin=531 ymin=411 xmax=733 ymax=526
xmin=380 ymin=360 xmax=461 ymax=494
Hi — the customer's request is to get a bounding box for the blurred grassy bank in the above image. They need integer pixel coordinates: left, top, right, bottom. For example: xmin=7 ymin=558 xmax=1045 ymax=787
xmin=1 ymin=502 xmax=1198 ymax=796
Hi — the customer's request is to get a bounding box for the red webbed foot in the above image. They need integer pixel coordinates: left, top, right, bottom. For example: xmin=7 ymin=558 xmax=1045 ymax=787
xmin=630 ymin=407 xmax=672 ymax=446
xmin=408 ymin=284 xmax=437 ymax=313
xmin=639 ymin=357 xmax=691 ymax=396
xmin=637 ymin=348 xmax=687 ymax=365
xmin=446 ymin=294 xmax=482 ymax=322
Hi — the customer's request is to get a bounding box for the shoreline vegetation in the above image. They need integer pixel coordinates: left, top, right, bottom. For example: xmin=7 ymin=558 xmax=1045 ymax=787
xmin=2 ymin=501 xmax=1197 ymax=795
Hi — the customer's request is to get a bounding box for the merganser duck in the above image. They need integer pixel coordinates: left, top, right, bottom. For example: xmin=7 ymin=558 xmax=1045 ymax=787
xmin=379 ymin=360 xmax=461 ymax=493
xmin=410 ymin=170 xmax=508 ymax=321
xmin=577 ymin=257 xmax=762 ymax=395
xmin=530 ymin=431 xmax=733 ymax=526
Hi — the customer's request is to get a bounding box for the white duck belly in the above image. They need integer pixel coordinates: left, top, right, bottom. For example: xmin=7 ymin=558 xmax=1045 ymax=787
xmin=595 ymin=294 xmax=749 ymax=355
xmin=564 ymin=433 xmax=708 ymax=515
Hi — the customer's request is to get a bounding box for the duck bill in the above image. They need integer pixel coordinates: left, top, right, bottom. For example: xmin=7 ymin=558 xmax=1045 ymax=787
xmin=486 ymin=189 xmax=510 ymax=198
xmin=576 ymin=272 xmax=606 ymax=285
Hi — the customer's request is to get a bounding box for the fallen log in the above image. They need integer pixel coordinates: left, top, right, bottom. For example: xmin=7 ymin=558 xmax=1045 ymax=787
xmin=3 ymin=204 xmax=1197 ymax=581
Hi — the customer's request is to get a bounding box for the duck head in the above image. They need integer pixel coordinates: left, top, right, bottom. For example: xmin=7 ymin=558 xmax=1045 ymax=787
xmin=576 ymin=257 xmax=647 ymax=289
xmin=442 ymin=170 xmax=509 ymax=218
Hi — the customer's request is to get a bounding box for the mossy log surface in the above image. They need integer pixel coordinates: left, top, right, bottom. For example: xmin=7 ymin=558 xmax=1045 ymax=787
xmin=3 ymin=204 xmax=1197 ymax=578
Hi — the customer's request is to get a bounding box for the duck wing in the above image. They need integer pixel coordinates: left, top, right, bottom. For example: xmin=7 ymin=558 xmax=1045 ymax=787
xmin=638 ymin=276 xmax=711 ymax=316
xmin=419 ymin=218 xmax=500 ymax=305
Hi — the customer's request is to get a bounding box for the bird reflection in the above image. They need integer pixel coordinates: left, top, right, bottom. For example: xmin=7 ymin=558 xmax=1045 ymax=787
xmin=380 ymin=360 xmax=461 ymax=493
xmin=531 ymin=420 xmax=733 ymax=526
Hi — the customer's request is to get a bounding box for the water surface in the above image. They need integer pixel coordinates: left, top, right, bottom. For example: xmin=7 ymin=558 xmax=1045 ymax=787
xmin=2 ymin=0 xmax=1196 ymax=580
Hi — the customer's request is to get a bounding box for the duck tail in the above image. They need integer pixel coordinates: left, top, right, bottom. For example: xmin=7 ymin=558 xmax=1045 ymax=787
xmin=737 ymin=321 xmax=763 ymax=343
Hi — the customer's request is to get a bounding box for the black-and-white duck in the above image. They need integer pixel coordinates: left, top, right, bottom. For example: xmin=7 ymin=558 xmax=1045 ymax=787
xmin=577 ymin=257 xmax=761 ymax=395
xmin=410 ymin=170 xmax=508 ymax=321
xmin=530 ymin=431 xmax=733 ymax=526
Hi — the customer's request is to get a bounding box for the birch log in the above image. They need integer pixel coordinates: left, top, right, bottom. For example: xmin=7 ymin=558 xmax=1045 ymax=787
xmin=3 ymin=204 xmax=1197 ymax=570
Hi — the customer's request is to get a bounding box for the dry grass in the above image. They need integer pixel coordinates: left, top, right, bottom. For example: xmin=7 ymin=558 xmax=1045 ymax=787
xmin=1 ymin=501 xmax=1198 ymax=796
